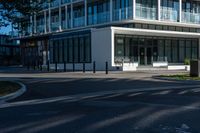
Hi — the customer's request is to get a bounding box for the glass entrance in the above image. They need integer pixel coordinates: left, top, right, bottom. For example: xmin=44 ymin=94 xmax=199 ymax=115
xmin=139 ymin=47 xmax=145 ymax=65
xmin=139 ymin=47 xmax=152 ymax=65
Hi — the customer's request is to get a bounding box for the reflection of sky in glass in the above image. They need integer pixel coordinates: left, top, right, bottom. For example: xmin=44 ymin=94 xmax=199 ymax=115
xmin=0 ymin=16 xmax=11 ymax=34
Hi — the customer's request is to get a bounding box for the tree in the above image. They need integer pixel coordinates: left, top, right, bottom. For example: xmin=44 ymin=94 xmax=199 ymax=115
xmin=0 ymin=0 xmax=53 ymax=29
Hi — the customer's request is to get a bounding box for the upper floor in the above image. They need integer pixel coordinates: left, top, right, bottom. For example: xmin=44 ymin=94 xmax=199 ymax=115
xmin=18 ymin=0 xmax=200 ymax=37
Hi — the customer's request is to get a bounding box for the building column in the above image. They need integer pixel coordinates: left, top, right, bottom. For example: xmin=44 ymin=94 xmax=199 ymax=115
xmin=179 ymin=0 xmax=182 ymax=22
xmin=65 ymin=5 xmax=68 ymax=29
xmin=48 ymin=3 xmax=51 ymax=32
xmin=34 ymin=13 xmax=37 ymax=33
xmin=71 ymin=3 xmax=73 ymax=28
xmin=133 ymin=0 xmax=136 ymax=19
xmin=158 ymin=0 xmax=161 ymax=20
xmin=59 ymin=4 xmax=62 ymax=31
xmin=110 ymin=0 xmax=112 ymax=22
xmin=30 ymin=16 xmax=33 ymax=35
xmin=44 ymin=11 xmax=47 ymax=33
xmin=84 ymin=0 xmax=87 ymax=26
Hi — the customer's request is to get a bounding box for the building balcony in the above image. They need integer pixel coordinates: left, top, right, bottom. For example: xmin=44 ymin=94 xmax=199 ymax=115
xmin=136 ymin=6 xmax=157 ymax=20
xmin=160 ymin=8 xmax=178 ymax=22
xmin=37 ymin=25 xmax=45 ymax=33
xmin=113 ymin=7 xmax=133 ymax=21
xmin=51 ymin=22 xmax=60 ymax=32
xmin=87 ymin=11 xmax=110 ymax=25
xmin=73 ymin=16 xmax=85 ymax=28
xmin=51 ymin=1 xmax=59 ymax=8
xmin=61 ymin=0 xmax=71 ymax=4
xmin=182 ymin=12 xmax=200 ymax=24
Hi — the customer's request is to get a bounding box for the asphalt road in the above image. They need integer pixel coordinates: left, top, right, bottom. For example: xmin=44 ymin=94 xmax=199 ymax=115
xmin=0 ymin=68 xmax=200 ymax=133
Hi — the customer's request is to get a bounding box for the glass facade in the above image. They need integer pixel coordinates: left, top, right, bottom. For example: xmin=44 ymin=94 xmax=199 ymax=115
xmin=18 ymin=0 xmax=200 ymax=37
xmin=136 ymin=0 xmax=157 ymax=20
xmin=182 ymin=0 xmax=200 ymax=24
xmin=113 ymin=0 xmax=133 ymax=21
xmin=49 ymin=33 xmax=91 ymax=63
xmin=115 ymin=34 xmax=198 ymax=65
xmin=87 ymin=0 xmax=110 ymax=25
xmin=161 ymin=0 xmax=179 ymax=22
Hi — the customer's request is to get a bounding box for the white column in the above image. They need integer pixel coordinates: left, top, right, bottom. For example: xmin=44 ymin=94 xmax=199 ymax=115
xmin=179 ymin=0 xmax=182 ymax=22
xmin=110 ymin=0 xmax=112 ymax=22
xmin=158 ymin=0 xmax=161 ymax=20
xmin=59 ymin=6 xmax=62 ymax=31
xmin=48 ymin=3 xmax=51 ymax=32
xmin=65 ymin=5 xmax=68 ymax=29
xmin=44 ymin=11 xmax=47 ymax=33
xmin=34 ymin=13 xmax=36 ymax=33
xmin=84 ymin=0 xmax=87 ymax=26
xmin=71 ymin=3 xmax=73 ymax=28
xmin=133 ymin=0 xmax=136 ymax=19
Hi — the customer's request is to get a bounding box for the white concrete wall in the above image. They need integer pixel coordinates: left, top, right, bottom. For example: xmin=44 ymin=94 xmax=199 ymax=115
xmin=91 ymin=28 xmax=116 ymax=71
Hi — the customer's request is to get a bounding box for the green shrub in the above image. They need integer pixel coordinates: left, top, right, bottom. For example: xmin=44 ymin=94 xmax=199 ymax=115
xmin=184 ymin=58 xmax=190 ymax=65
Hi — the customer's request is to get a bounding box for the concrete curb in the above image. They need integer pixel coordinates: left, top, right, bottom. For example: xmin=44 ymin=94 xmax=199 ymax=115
xmin=154 ymin=76 xmax=200 ymax=84
xmin=0 ymin=81 xmax=26 ymax=102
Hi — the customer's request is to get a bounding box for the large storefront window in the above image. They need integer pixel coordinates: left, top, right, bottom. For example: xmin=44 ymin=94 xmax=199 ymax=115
xmin=49 ymin=34 xmax=91 ymax=63
xmin=115 ymin=35 xmax=198 ymax=65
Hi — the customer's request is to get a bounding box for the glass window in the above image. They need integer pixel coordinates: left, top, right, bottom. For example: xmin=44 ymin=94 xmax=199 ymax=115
xmin=185 ymin=40 xmax=191 ymax=59
xmin=172 ymin=40 xmax=178 ymax=62
xmin=149 ymin=24 xmax=156 ymax=30
xmin=192 ymin=40 xmax=198 ymax=59
xmin=156 ymin=25 xmax=163 ymax=30
xmin=79 ymin=37 xmax=85 ymax=62
xmin=136 ymin=0 xmax=158 ymax=20
xmin=63 ymin=39 xmax=68 ymax=62
xmin=74 ymin=37 xmax=79 ymax=63
xmin=176 ymin=27 xmax=182 ymax=32
xmin=165 ymin=39 xmax=172 ymax=62
xmin=115 ymin=36 xmax=124 ymax=59
xmin=68 ymin=38 xmax=73 ymax=63
xmin=158 ymin=39 xmax=165 ymax=61
xmin=135 ymin=23 xmax=142 ymax=28
xmin=85 ymin=35 xmax=91 ymax=62
xmin=59 ymin=40 xmax=63 ymax=63
xmin=179 ymin=40 xmax=185 ymax=62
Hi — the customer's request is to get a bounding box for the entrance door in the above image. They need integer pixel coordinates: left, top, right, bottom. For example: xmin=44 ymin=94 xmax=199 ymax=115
xmin=147 ymin=47 xmax=152 ymax=65
xmin=139 ymin=47 xmax=152 ymax=65
xmin=139 ymin=47 xmax=145 ymax=65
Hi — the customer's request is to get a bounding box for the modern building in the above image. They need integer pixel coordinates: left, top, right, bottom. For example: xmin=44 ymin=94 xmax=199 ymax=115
xmin=18 ymin=0 xmax=200 ymax=71
xmin=0 ymin=34 xmax=20 ymax=66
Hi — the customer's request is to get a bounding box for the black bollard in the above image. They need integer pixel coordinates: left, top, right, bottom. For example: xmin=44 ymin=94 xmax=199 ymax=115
xmin=93 ymin=61 xmax=96 ymax=73
xmin=106 ymin=61 xmax=108 ymax=74
xmin=64 ymin=61 xmax=66 ymax=72
xmin=83 ymin=62 xmax=85 ymax=73
xmin=47 ymin=61 xmax=50 ymax=72
xmin=55 ymin=62 xmax=58 ymax=72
